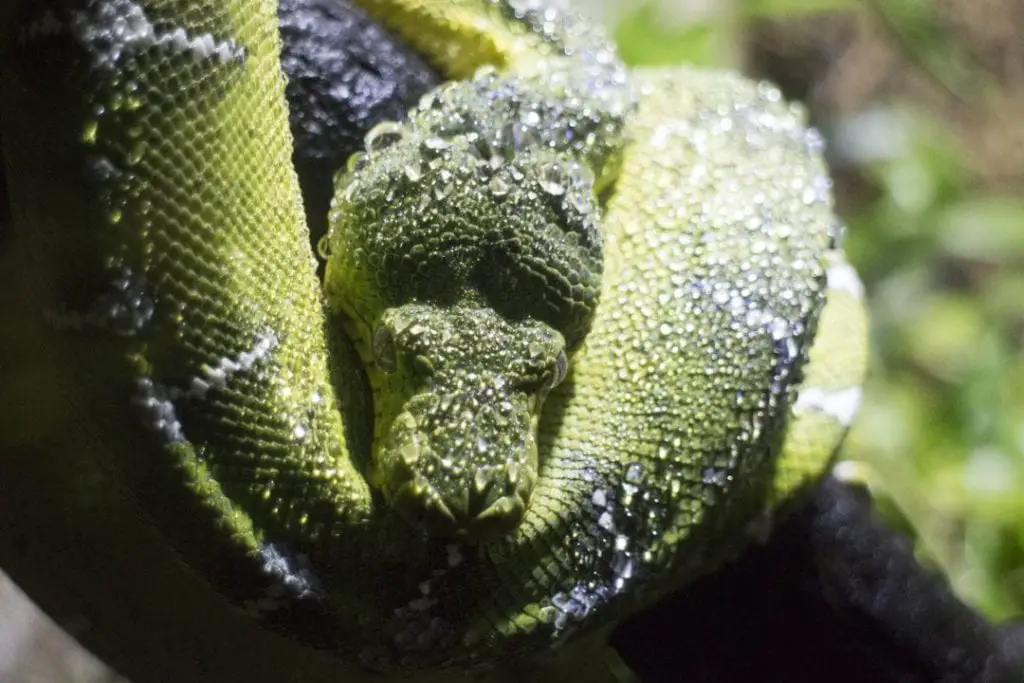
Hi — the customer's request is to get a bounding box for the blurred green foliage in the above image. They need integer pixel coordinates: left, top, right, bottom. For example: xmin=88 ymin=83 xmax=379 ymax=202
xmin=606 ymin=0 xmax=1024 ymax=623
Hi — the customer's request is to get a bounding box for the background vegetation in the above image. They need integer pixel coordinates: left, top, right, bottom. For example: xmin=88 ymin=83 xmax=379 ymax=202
xmin=590 ymin=0 xmax=1024 ymax=623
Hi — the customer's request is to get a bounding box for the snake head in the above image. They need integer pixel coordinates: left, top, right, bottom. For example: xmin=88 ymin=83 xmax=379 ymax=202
xmin=366 ymin=302 xmax=567 ymax=541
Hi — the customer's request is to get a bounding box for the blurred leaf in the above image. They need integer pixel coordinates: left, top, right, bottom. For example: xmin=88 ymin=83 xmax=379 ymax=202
xmin=738 ymin=0 xmax=857 ymax=15
xmin=937 ymin=198 xmax=1024 ymax=261
xmin=862 ymin=0 xmax=993 ymax=103
xmin=615 ymin=4 xmax=728 ymax=67
xmin=905 ymin=295 xmax=985 ymax=381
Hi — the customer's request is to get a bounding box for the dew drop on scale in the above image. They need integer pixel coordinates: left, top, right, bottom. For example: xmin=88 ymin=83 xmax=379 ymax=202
xmin=420 ymin=136 xmax=450 ymax=159
xmin=488 ymin=175 xmax=510 ymax=197
xmin=346 ymin=151 xmax=368 ymax=173
xmin=316 ymin=234 xmax=331 ymax=260
xmin=364 ymin=121 xmax=404 ymax=153
xmin=403 ymin=161 xmax=423 ymax=183
xmin=827 ymin=220 xmax=847 ymax=250
xmin=540 ymin=165 xmax=566 ymax=196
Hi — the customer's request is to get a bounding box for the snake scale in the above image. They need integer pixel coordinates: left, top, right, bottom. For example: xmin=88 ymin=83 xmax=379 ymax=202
xmin=0 ymin=1 xmax=868 ymax=681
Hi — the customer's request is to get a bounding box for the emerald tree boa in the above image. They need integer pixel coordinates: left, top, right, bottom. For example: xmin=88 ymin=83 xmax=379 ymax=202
xmin=0 ymin=1 xmax=868 ymax=681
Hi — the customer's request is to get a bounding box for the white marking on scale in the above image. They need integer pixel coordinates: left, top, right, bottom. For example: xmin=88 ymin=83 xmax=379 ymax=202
xmin=68 ymin=0 xmax=244 ymax=71
xmin=793 ymin=385 xmax=863 ymax=427
xmin=133 ymin=378 xmax=187 ymax=443
xmin=189 ymin=333 xmax=278 ymax=399
xmin=259 ymin=543 xmax=323 ymax=600
xmin=133 ymin=332 xmax=277 ymax=441
xmin=826 ymin=258 xmax=865 ymax=299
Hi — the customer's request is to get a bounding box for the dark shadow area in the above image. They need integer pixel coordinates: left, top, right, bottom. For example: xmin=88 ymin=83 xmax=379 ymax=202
xmin=278 ymin=0 xmax=440 ymax=255
xmin=612 ymin=477 xmax=1024 ymax=683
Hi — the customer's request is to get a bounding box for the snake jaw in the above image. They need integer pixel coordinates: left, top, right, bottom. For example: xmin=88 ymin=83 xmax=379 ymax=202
xmin=376 ymin=397 xmax=538 ymax=540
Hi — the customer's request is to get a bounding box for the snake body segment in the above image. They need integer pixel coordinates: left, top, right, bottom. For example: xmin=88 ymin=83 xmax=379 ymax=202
xmin=0 ymin=0 xmax=868 ymax=679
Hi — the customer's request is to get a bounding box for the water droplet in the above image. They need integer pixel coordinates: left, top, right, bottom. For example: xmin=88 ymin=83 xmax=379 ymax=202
xmin=85 ymin=155 xmax=118 ymax=184
xmin=472 ymin=64 xmax=498 ymax=82
xmin=769 ymin=318 xmax=790 ymax=340
xmin=611 ymin=551 xmax=633 ymax=580
xmin=702 ymin=467 xmax=729 ymax=487
xmin=316 ymin=234 xmax=331 ymax=259
xmin=421 ymin=137 xmax=450 ymax=159
xmin=365 ymin=121 xmax=404 ymax=152
xmin=432 ymin=179 xmax=453 ymax=201
xmin=417 ymin=90 xmax=439 ymax=111
xmin=82 ymin=119 xmax=99 ymax=144
xmin=500 ymin=121 xmax=523 ymax=152
xmin=126 ymin=141 xmax=146 ymax=166
xmin=566 ymin=162 xmax=591 ymax=187
xmin=403 ymin=160 xmax=423 ymax=183
xmin=804 ymin=127 xmax=825 ymax=155
xmin=488 ymin=176 xmax=510 ymax=197
xmin=568 ymin=190 xmax=591 ymax=214
xmin=827 ymin=220 xmax=847 ymax=249
xmin=540 ymin=166 xmax=566 ymax=196
xmin=346 ymin=151 xmax=368 ymax=173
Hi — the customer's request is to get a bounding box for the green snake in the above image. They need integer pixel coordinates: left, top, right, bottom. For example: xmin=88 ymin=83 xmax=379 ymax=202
xmin=0 ymin=1 xmax=869 ymax=681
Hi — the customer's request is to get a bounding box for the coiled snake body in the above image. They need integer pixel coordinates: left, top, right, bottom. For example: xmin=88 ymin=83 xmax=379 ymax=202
xmin=0 ymin=1 xmax=868 ymax=681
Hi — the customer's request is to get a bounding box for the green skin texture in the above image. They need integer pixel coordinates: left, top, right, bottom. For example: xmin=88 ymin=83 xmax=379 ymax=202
xmin=0 ymin=1 xmax=868 ymax=682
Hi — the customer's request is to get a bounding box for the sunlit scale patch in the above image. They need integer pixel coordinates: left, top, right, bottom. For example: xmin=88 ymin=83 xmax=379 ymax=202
xmin=789 ymin=251 xmax=866 ymax=429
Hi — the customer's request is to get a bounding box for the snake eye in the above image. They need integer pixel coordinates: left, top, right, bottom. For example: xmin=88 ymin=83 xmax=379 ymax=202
xmin=551 ymin=349 xmax=569 ymax=388
xmin=373 ymin=325 xmax=398 ymax=374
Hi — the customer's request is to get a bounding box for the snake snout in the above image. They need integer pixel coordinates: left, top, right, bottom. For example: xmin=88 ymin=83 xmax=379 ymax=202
xmin=392 ymin=467 xmax=532 ymax=540
xmin=380 ymin=404 xmax=538 ymax=540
